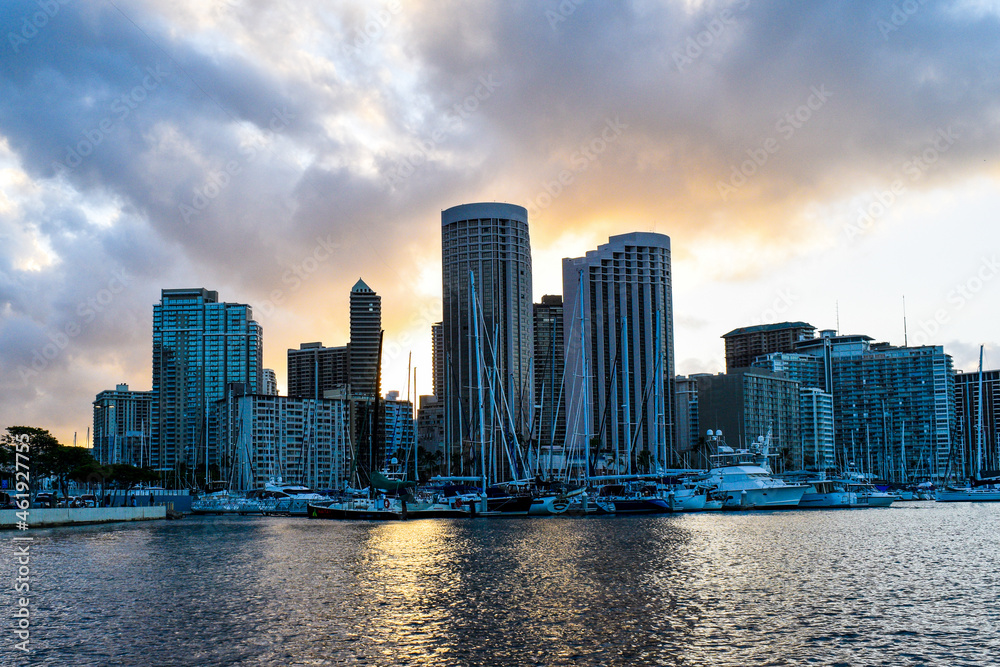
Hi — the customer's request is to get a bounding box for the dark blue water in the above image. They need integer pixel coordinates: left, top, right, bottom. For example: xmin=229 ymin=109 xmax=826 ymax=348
xmin=2 ymin=503 xmax=999 ymax=666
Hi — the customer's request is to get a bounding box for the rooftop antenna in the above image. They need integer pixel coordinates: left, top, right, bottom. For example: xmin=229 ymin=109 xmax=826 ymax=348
xmin=902 ymin=295 xmax=908 ymax=347
xmin=836 ymin=300 xmax=840 ymax=336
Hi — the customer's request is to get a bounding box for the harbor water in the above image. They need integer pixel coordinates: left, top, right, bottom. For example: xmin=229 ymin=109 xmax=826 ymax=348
xmin=3 ymin=503 xmax=999 ymax=666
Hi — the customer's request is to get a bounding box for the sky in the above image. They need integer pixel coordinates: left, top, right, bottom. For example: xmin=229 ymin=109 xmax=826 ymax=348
xmin=1 ymin=0 xmax=999 ymax=448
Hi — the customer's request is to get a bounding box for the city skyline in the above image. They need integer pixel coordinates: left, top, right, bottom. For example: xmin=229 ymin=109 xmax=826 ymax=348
xmin=2 ymin=1 xmax=1000 ymax=447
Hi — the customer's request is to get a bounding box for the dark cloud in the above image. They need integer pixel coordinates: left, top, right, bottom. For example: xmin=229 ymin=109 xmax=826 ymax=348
xmin=1 ymin=0 xmax=998 ymax=441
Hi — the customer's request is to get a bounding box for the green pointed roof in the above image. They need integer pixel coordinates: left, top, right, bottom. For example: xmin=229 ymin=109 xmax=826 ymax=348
xmin=351 ymin=278 xmax=373 ymax=293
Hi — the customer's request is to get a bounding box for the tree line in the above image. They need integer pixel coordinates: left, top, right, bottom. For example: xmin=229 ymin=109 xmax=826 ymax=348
xmin=0 ymin=426 xmax=158 ymax=501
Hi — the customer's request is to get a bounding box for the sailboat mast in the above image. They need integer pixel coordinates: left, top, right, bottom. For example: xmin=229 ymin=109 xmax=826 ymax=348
xmin=413 ymin=368 xmax=418 ymax=482
xmin=579 ymin=269 xmax=590 ymax=485
xmin=621 ymin=316 xmax=631 ymax=476
xmin=471 ymin=271 xmax=486 ymax=493
xmin=866 ymin=424 xmax=872 ymax=479
xmin=977 ymin=345 xmax=984 ymax=480
xmin=901 ymin=420 xmax=906 ymax=483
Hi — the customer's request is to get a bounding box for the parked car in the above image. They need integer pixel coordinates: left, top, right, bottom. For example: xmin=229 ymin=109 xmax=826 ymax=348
xmin=79 ymin=494 xmax=98 ymax=508
xmin=34 ymin=493 xmax=55 ymax=508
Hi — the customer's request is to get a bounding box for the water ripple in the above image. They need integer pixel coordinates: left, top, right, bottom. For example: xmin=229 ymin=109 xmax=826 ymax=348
xmin=1 ymin=503 xmax=999 ymax=666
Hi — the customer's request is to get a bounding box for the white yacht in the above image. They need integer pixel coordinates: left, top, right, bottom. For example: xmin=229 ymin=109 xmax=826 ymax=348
xmin=700 ymin=430 xmax=808 ymax=510
xmin=658 ymin=479 xmax=713 ymax=512
xmin=264 ymin=480 xmax=330 ymax=516
xmin=839 ymin=481 xmax=897 ymax=507
xmin=786 ymin=469 xmax=896 ymax=509
xmin=935 ymin=485 xmax=1000 ymax=502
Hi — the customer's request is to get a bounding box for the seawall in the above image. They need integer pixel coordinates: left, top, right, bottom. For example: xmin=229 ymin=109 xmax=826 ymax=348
xmin=0 ymin=506 xmax=168 ymax=529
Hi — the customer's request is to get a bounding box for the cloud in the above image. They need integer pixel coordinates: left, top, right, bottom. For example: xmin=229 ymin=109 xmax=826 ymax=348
xmin=1 ymin=0 xmax=999 ymax=442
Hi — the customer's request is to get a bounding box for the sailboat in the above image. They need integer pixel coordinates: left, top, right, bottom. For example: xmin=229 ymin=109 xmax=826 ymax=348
xmin=309 ymin=330 xmax=423 ymax=520
xmin=936 ymin=346 xmax=1000 ymax=502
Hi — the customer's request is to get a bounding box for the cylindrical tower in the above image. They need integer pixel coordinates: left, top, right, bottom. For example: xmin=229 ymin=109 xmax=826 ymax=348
xmin=441 ymin=203 xmax=533 ymax=479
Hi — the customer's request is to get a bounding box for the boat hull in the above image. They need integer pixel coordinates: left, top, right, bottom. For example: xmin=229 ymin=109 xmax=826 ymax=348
xmin=719 ymin=485 xmax=806 ymax=509
xmin=859 ymin=494 xmax=895 ymax=508
xmin=607 ymin=497 xmax=671 ymax=514
xmin=798 ymin=491 xmax=853 ymax=508
xmin=405 ymin=499 xmax=473 ymax=519
xmin=308 ymin=502 xmax=402 ymax=521
xmin=482 ymin=495 xmax=534 ymax=515
xmin=665 ymin=489 xmax=707 ymax=512
xmin=565 ymin=498 xmax=615 ymax=515
xmin=799 ymin=491 xmax=895 ymax=508
xmin=935 ymin=489 xmax=1000 ymax=502
xmin=527 ymin=495 xmax=571 ymax=515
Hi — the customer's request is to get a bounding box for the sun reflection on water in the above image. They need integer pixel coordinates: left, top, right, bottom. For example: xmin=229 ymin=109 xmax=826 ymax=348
xmin=5 ymin=506 xmax=1000 ymax=666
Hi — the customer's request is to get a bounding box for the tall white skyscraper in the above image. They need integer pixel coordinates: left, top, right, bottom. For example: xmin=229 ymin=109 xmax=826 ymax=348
xmin=441 ymin=202 xmax=533 ymax=477
xmin=563 ymin=232 xmax=675 ymax=475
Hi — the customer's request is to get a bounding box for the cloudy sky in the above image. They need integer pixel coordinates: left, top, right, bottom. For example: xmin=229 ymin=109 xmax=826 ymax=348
xmin=1 ymin=0 xmax=999 ymax=446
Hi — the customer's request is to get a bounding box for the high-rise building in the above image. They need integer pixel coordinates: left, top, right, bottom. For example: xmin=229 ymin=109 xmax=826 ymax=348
xmin=431 ymin=321 xmax=444 ymax=399
xmin=151 ymin=288 xmax=262 ymax=476
xmin=93 ymin=383 xmax=152 ymax=466
xmin=381 ymin=392 xmax=416 ymax=474
xmin=693 ymin=368 xmax=800 ymax=468
xmin=533 ymin=295 xmax=566 ymax=456
xmin=441 ymin=202 xmax=534 ymax=472
xmin=794 ymin=332 xmax=955 ymax=480
xmin=211 ymin=389 xmax=351 ymax=491
xmin=673 ymin=375 xmax=700 ymax=464
xmin=349 ymin=278 xmax=381 ymax=397
xmin=262 ymin=368 xmax=278 ymax=396
xmin=722 ymin=322 xmax=816 ymax=371
xmin=562 ymin=232 xmax=675 ymax=475
xmin=417 ymin=395 xmax=445 ymax=455
xmin=799 ymin=387 xmax=835 ymax=471
xmin=752 ymin=351 xmax=833 ymax=470
xmin=953 ymin=367 xmax=999 ymax=479
xmin=753 ymin=351 xmax=826 ymax=390
xmin=287 ymin=342 xmax=349 ymax=399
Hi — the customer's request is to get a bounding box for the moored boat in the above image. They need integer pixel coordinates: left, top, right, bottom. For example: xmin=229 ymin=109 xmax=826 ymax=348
xmin=795 ymin=478 xmax=895 ymax=508
xmin=700 ymin=429 xmax=808 ymax=510
xmin=308 ymin=496 xmax=404 ymax=520
xmin=593 ymin=482 xmax=671 ymax=514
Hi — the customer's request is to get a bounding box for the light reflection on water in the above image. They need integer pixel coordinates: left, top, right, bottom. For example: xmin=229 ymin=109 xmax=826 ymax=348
xmin=2 ymin=503 xmax=999 ymax=666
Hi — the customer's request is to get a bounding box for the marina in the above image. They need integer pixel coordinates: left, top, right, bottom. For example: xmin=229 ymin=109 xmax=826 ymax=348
xmin=5 ymin=502 xmax=999 ymax=666
xmin=2 ymin=2 xmax=999 ymax=666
